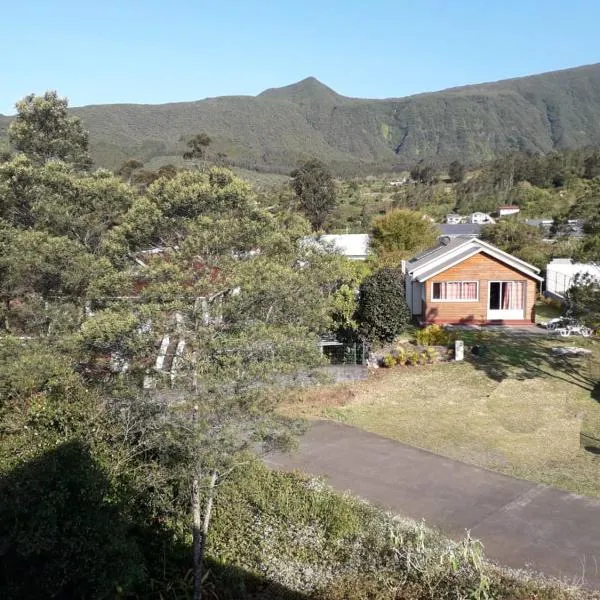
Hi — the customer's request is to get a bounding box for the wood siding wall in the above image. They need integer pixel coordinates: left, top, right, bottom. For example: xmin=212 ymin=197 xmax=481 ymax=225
xmin=422 ymin=252 xmax=538 ymax=325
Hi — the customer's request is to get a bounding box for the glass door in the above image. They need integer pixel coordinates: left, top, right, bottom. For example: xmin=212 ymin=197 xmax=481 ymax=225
xmin=488 ymin=281 xmax=525 ymax=320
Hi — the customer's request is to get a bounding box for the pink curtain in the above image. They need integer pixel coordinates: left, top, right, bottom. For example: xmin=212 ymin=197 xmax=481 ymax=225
xmin=501 ymin=282 xmax=524 ymax=310
xmin=437 ymin=282 xmax=477 ymax=300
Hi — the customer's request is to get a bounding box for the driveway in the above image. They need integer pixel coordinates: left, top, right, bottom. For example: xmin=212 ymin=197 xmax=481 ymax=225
xmin=266 ymin=421 xmax=600 ymax=589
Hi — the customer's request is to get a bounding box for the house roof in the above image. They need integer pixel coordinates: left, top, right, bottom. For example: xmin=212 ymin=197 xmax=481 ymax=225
xmin=547 ymin=259 xmax=600 ymax=279
xmin=439 ymin=223 xmax=482 ymax=237
xmin=415 ymin=247 xmax=481 ymax=281
xmin=407 ymin=236 xmax=543 ymax=282
xmin=408 ymin=236 xmax=472 ymax=271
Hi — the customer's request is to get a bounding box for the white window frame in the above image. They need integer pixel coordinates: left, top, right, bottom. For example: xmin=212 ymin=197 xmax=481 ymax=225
xmin=487 ymin=280 xmax=526 ymax=319
xmin=431 ymin=280 xmax=479 ymax=302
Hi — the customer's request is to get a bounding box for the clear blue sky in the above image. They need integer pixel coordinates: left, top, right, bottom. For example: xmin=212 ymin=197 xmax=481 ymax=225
xmin=2 ymin=0 xmax=599 ymax=114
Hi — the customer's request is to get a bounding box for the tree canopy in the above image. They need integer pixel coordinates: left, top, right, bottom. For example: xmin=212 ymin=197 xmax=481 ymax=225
xmin=355 ymin=267 xmax=411 ymax=342
xmin=8 ymin=91 xmax=91 ymax=169
xmin=290 ymin=158 xmax=337 ymax=230
xmin=371 ymin=209 xmax=439 ymax=264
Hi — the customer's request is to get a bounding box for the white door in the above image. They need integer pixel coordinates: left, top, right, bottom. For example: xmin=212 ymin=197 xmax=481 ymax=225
xmin=487 ymin=281 xmax=526 ymax=320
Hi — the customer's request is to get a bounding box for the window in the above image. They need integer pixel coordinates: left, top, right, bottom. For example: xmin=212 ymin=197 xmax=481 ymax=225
xmin=489 ymin=281 xmax=524 ymax=311
xmin=432 ymin=281 xmax=478 ymax=301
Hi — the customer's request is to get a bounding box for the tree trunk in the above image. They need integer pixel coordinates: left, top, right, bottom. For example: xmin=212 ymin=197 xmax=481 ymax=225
xmin=192 ymin=470 xmax=218 ymax=600
xmin=192 ymin=476 xmax=203 ymax=600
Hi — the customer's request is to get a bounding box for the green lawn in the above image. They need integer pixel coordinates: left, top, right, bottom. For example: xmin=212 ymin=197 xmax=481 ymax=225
xmin=534 ymin=299 xmax=563 ymax=325
xmin=284 ymin=331 xmax=600 ymax=497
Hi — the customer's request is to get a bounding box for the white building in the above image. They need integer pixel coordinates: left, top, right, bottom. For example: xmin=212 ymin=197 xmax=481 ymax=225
xmin=445 ymin=213 xmax=464 ymax=224
xmin=498 ymin=205 xmax=520 ymax=217
xmin=469 ymin=212 xmax=495 ymax=225
xmin=545 ymin=258 xmax=600 ymax=298
xmin=301 ymin=234 xmax=370 ymax=260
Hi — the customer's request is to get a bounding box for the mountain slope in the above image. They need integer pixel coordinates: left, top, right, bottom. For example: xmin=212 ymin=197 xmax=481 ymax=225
xmin=3 ymin=63 xmax=600 ymax=172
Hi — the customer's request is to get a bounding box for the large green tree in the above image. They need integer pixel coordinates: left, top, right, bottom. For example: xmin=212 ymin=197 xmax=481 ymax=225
xmin=0 ymin=155 xmax=134 ymax=250
xmin=8 ymin=91 xmax=91 ymax=169
xmin=371 ymin=209 xmax=439 ymax=264
xmin=355 ymin=267 xmax=411 ymax=342
xmin=290 ymin=159 xmax=337 ymax=230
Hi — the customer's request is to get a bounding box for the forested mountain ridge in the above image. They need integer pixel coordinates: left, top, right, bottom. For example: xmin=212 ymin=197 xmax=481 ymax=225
xmin=2 ymin=63 xmax=600 ymax=172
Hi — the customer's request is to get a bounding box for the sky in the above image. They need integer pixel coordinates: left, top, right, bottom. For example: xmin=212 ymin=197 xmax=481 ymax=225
xmin=1 ymin=0 xmax=599 ymax=114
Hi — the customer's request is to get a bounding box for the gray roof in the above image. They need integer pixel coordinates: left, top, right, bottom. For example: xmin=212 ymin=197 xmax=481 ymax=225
xmin=407 ymin=235 xmax=542 ymax=281
xmin=439 ymin=223 xmax=482 ymax=237
xmin=407 ymin=236 xmax=472 ymax=271
xmin=415 ymin=247 xmax=480 ymax=281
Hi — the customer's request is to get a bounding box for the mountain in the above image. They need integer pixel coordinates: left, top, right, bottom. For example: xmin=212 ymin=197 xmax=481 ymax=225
xmin=3 ymin=64 xmax=600 ymax=173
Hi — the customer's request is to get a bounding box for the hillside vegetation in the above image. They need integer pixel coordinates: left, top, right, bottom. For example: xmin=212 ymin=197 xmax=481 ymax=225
xmin=3 ymin=63 xmax=600 ymax=172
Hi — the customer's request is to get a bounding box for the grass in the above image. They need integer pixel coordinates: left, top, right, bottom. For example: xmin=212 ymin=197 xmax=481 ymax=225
xmin=535 ymin=298 xmax=563 ymax=325
xmin=206 ymin=457 xmax=594 ymax=599
xmin=282 ymin=331 xmax=600 ymax=498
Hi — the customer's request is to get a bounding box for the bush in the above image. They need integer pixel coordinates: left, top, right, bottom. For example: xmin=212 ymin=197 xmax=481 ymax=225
xmin=406 ymin=350 xmax=420 ymax=366
xmin=355 ymin=267 xmax=411 ymax=343
xmin=382 ymin=354 xmax=396 ymax=368
xmin=425 ymin=347 xmax=438 ymax=363
xmin=416 ymin=324 xmax=452 ymax=346
xmin=395 ymin=347 xmax=408 ymax=366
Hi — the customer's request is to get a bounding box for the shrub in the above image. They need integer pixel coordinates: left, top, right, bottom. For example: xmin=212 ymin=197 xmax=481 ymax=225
xmin=406 ymin=350 xmax=420 ymax=366
xmin=382 ymin=355 xmax=396 ymax=368
xmin=355 ymin=267 xmax=411 ymax=343
xmin=416 ymin=324 xmax=452 ymax=346
xmin=426 ymin=347 xmax=438 ymax=363
xmin=395 ymin=347 xmax=408 ymax=366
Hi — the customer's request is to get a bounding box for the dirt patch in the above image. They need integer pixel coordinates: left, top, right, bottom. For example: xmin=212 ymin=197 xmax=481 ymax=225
xmin=283 ymin=385 xmax=356 ymax=417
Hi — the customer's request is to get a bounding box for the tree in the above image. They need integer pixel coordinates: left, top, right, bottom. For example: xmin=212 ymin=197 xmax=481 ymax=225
xmin=371 ymin=209 xmax=439 ymax=263
xmin=116 ymin=158 xmax=144 ymax=181
xmin=0 ymin=155 xmax=135 ymax=251
xmin=290 ymin=159 xmax=337 ymax=230
xmin=355 ymin=267 xmax=411 ymax=342
xmin=184 ymin=133 xmax=212 ymax=161
xmin=448 ymin=160 xmax=465 ymax=183
xmin=564 ymin=274 xmax=600 ymax=330
xmin=8 ymin=91 xmax=91 ymax=169
xmin=583 ymin=150 xmax=600 ymax=180
xmin=479 ymin=219 xmax=544 ymax=257
xmin=410 ymin=163 xmax=437 ymax=184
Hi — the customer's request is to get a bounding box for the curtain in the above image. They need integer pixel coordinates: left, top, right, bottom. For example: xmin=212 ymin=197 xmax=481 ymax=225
xmin=501 ymin=282 xmax=524 ymax=310
xmin=437 ymin=282 xmax=477 ymax=300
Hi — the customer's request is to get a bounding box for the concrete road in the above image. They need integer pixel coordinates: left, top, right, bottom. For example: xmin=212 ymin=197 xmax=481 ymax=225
xmin=266 ymin=421 xmax=600 ymax=589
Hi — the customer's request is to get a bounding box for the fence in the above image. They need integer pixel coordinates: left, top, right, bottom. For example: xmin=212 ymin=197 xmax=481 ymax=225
xmin=319 ymin=339 xmax=369 ymax=366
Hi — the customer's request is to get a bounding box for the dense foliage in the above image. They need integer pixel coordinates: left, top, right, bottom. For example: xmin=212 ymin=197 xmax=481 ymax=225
xmin=355 ymin=267 xmax=411 ymax=343
xmin=290 ymin=158 xmax=337 ymax=230
xmin=371 ymin=208 xmax=439 ymax=263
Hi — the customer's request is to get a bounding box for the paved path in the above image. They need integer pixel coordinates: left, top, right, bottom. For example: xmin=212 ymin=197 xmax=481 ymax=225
xmin=266 ymin=421 xmax=600 ymax=589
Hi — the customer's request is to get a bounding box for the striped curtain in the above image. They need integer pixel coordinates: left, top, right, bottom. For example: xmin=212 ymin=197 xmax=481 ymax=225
xmin=502 ymin=281 xmax=524 ymax=310
xmin=437 ymin=282 xmax=477 ymax=300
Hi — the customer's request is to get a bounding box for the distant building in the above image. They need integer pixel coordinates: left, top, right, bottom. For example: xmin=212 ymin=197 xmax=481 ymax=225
xmin=526 ymin=219 xmax=586 ymax=240
xmin=469 ymin=212 xmax=495 ymax=225
xmin=545 ymin=258 xmax=600 ymax=298
xmin=301 ymin=234 xmax=370 ymax=260
xmin=497 ymin=205 xmax=520 ymax=217
xmin=445 ymin=213 xmax=464 ymax=224
xmin=439 ymin=223 xmax=482 ymax=238
xmin=389 ymin=177 xmax=409 ymax=186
